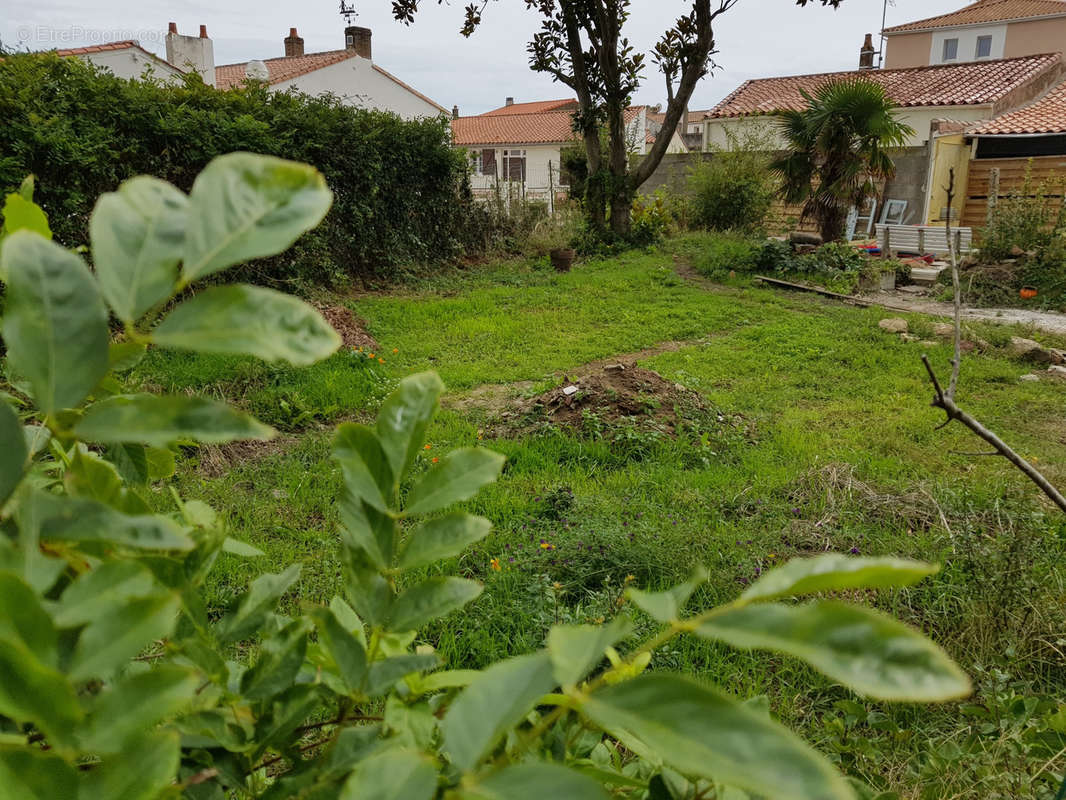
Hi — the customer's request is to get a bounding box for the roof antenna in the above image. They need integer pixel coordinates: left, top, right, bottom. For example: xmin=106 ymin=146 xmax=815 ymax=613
xmin=340 ymin=1 xmax=357 ymax=24
xmin=878 ymin=0 xmax=895 ymax=69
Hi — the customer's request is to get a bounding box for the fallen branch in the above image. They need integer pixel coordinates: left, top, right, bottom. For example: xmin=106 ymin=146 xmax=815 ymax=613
xmin=921 ymin=169 xmax=1066 ymax=515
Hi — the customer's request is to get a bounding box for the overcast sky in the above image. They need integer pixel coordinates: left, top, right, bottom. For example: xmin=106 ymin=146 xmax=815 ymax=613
xmin=5 ymin=0 xmax=969 ymax=114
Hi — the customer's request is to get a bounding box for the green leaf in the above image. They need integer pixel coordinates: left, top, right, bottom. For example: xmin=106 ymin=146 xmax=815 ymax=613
xmin=0 ymin=231 xmax=109 ymax=414
xmin=106 ymin=443 xmax=149 ymax=486
xmin=108 ymin=341 xmax=148 ymax=372
xmin=627 ymin=567 xmax=709 ymax=623
xmin=223 ymin=537 xmax=265 ymax=557
xmin=415 ymin=669 xmax=481 ymax=693
xmin=33 ymin=492 xmax=194 ymax=551
xmin=330 ymin=596 xmax=367 ymax=647
xmin=695 ymin=601 xmax=971 ymax=702
xmin=340 ymin=748 xmax=437 ymax=800
xmin=80 ymin=731 xmax=181 ymax=800
xmin=582 ymin=674 xmax=852 ymax=800
xmin=0 ymin=574 xmax=83 ymax=746
xmin=404 ymin=448 xmax=506 ymax=516
xmin=399 ymin=512 xmax=492 ymax=569
xmin=217 ymin=563 xmax=301 ymax=643
xmin=53 ymin=560 xmax=160 ymax=628
xmin=376 ymin=372 xmax=444 ymax=480
xmin=146 ymin=446 xmax=176 ymax=480
xmin=76 ymin=393 xmax=275 ymax=447
xmin=365 ymin=654 xmax=439 ymax=697
xmin=335 ymin=423 xmax=395 ymax=514
xmin=1 ymin=192 xmax=52 ymax=239
xmin=253 ymin=684 xmax=321 ymax=757
xmin=548 ymin=617 xmax=634 ymax=688
xmin=462 ymin=762 xmax=611 ymax=800
xmin=79 ymin=665 xmax=199 ymax=753
xmin=182 ymin=152 xmax=332 ymax=283
xmin=0 ymin=746 xmax=77 ymax=799
xmin=740 ymin=555 xmax=939 ymax=604
xmin=389 ymin=577 xmax=482 ymax=633
xmin=313 ymin=606 xmax=367 ymax=693
xmin=68 ymin=591 xmax=181 ymax=682
xmin=241 ymin=618 xmax=310 ymax=700
xmin=89 ymin=175 xmax=187 ymax=322
xmin=442 ymin=652 xmax=557 ymax=772
xmin=0 ymin=400 xmax=27 ymax=507
xmin=153 ymin=284 xmax=341 ymax=366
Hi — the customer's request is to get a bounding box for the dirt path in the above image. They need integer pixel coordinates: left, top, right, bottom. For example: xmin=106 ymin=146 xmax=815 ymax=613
xmin=864 ymin=291 xmax=1066 ymax=335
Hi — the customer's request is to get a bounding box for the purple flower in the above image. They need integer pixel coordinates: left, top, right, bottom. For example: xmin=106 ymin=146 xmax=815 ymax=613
xmin=849 ymin=547 xmax=860 ymax=555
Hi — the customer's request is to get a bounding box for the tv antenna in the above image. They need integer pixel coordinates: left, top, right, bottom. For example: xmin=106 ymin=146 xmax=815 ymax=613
xmin=340 ymin=1 xmax=358 ymax=24
xmin=878 ymin=0 xmax=895 ymax=69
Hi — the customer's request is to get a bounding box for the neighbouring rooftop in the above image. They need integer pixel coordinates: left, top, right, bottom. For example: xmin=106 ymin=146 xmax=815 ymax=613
xmin=883 ymin=0 xmax=1066 ymax=34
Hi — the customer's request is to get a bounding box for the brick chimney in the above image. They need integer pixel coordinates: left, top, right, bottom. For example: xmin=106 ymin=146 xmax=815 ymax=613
xmin=166 ymin=22 xmax=216 ymax=86
xmin=505 ymin=97 xmax=514 ymax=106
xmin=859 ymin=33 xmax=876 ymax=70
xmin=284 ymin=27 xmax=305 ymax=58
xmin=345 ymin=26 xmax=372 ymax=60
xmin=452 ymin=105 xmax=460 ymax=119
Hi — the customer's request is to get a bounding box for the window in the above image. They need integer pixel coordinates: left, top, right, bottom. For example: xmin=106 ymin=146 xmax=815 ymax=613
xmin=469 ymin=150 xmax=482 ymax=174
xmin=502 ymin=149 xmax=526 ymax=182
xmin=942 ymin=38 xmax=959 ymax=61
xmin=976 ymin=35 xmax=993 ymax=58
xmin=479 ymin=148 xmax=496 ymax=177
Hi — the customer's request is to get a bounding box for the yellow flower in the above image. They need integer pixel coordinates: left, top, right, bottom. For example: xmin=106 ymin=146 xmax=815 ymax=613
xmin=424 ymin=443 xmax=432 ymax=450
xmin=624 ymin=574 xmax=636 ymax=583
xmin=768 ymin=553 xmax=777 ymax=559
xmin=367 ymin=353 xmax=375 ymax=359
xmin=378 ymin=357 xmax=385 ymax=364
xmin=392 ymin=348 xmax=399 ymax=354
xmin=431 ymin=457 xmax=439 ymax=464
xmin=490 ymin=558 xmax=501 ymax=572
xmin=540 ymin=542 xmax=552 ymax=550
xmin=552 ymin=581 xmax=563 ymax=590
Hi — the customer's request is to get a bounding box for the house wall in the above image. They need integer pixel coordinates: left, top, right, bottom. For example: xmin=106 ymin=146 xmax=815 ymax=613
xmin=879 ymin=146 xmax=933 ymax=227
xmin=925 ymin=134 xmax=972 ymax=224
xmin=1005 ymin=17 xmax=1066 ymax=57
xmin=79 ymin=49 xmax=185 ymax=83
xmin=274 ymin=57 xmax=443 ymax=119
xmin=706 ymin=106 xmax=992 ymax=151
xmin=929 ymin=24 xmax=1008 ymax=65
xmin=464 ymin=144 xmax=568 ymax=197
xmin=885 ymin=32 xmax=934 ymax=69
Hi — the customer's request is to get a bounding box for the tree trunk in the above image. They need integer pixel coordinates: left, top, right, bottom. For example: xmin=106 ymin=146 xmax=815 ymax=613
xmin=609 ymin=177 xmax=634 ymax=237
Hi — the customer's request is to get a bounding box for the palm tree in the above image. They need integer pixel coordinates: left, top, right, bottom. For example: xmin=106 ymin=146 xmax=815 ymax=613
xmin=771 ymin=79 xmax=914 ymax=243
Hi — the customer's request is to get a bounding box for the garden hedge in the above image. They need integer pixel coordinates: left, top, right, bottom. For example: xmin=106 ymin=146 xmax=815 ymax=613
xmin=0 ymin=52 xmax=471 ymax=286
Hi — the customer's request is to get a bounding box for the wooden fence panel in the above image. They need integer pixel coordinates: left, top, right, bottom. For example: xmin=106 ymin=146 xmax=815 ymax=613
xmin=963 ymin=156 xmax=1066 ymax=230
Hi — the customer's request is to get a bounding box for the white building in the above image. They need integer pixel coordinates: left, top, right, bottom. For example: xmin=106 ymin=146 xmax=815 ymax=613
xmin=214 ymin=26 xmax=447 ymax=119
xmin=51 ymin=39 xmax=186 ymax=83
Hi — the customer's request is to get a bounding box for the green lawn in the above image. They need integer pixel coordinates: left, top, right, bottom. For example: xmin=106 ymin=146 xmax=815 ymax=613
xmin=138 ymin=235 xmax=1066 ymax=799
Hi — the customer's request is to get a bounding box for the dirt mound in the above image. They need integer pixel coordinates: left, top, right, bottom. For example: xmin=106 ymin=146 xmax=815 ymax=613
xmin=481 ymin=363 xmax=720 ymax=439
xmin=313 ymin=304 xmax=379 ymax=351
xmin=198 ymin=437 xmax=297 ymax=478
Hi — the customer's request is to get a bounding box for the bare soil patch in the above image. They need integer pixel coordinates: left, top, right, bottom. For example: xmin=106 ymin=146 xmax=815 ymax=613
xmin=198 ymin=437 xmax=298 ymax=478
xmin=313 ymin=304 xmax=380 ymax=350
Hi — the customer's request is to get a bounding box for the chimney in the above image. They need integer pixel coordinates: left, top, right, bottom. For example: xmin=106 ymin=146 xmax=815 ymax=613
xmin=284 ymin=27 xmax=305 ymax=58
xmin=505 ymin=97 xmax=514 ymax=106
xmin=166 ymin=22 xmax=216 ymax=87
xmin=344 ymin=26 xmax=372 ymax=60
xmin=452 ymin=105 xmax=460 ymax=119
xmin=859 ymin=33 xmax=876 ymax=70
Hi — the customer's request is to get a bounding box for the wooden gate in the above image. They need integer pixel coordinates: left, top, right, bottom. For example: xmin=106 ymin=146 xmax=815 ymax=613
xmin=963 ymin=156 xmax=1066 ymax=231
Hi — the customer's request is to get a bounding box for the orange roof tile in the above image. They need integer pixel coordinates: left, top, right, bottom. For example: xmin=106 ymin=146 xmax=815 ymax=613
xmin=884 ymin=0 xmax=1066 ymax=34
xmin=215 ymin=50 xmax=446 ymax=112
xmin=481 ymin=98 xmax=578 ymax=116
xmin=50 ymin=40 xmax=185 ymax=73
xmin=215 ymin=49 xmax=358 ymax=90
xmin=969 ymin=78 xmax=1066 ymax=133
xmin=707 ymin=53 xmax=1061 ymax=118
xmin=451 ymin=110 xmax=579 ymax=145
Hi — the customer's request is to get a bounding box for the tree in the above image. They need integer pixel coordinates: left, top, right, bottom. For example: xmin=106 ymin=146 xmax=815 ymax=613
xmin=770 ymin=78 xmax=914 ymax=242
xmin=392 ymin=0 xmax=843 ymax=239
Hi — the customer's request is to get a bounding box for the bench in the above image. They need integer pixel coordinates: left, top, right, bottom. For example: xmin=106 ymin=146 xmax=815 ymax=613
xmin=876 ymin=224 xmax=973 ymax=258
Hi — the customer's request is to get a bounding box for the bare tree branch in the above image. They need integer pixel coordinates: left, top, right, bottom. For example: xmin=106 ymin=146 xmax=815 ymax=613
xmin=920 ymin=167 xmax=1066 ymax=514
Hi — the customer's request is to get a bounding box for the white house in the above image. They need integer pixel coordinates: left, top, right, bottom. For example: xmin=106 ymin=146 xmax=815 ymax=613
xmin=51 ymin=39 xmax=186 ymax=83
xmin=452 ymin=98 xmax=686 ymax=201
xmin=213 ymin=26 xmax=447 ymax=119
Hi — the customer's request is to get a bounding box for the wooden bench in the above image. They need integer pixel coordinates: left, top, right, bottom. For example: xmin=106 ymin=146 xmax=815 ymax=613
xmin=876 ymin=224 xmax=973 ymax=257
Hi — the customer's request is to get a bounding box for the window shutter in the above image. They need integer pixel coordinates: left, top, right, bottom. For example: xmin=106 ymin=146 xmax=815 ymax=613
xmin=481 ymin=149 xmax=496 ymax=176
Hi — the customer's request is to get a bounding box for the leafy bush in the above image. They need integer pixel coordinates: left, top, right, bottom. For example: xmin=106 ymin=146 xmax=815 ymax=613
xmin=0 ymin=52 xmax=471 ymax=287
xmin=630 ymin=191 xmax=675 ymax=247
xmin=690 ymin=231 xmax=762 ymax=278
xmin=688 ymin=127 xmax=777 ymax=235
xmin=980 ymin=165 xmax=1064 ymax=262
xmin=0 ymin=156 xmax=971 ymax=798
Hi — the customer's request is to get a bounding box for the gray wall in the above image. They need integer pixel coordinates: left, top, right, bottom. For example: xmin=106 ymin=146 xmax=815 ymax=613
xmin=879 ymin=147 xmax=929 ymax=226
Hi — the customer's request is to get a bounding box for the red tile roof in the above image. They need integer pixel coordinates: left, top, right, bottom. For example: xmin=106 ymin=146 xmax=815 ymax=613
xmin=969 ymin=77 xmax=1066 ymax=133
xmin=452 ymin=110 xmax=579 ymax=145
xmin=51 ymin=40 xmax=185 ymax=73
xmin=215 ymin=50 xmax=446 ymax=112
xmin=216 ymin=49 xmax=359 ymax=90
xmin=707 ymin=53 xmax=1062 ymax=118
xmin=884 ymin=0 xmax=1066 ymax=34
xmin=481 ymin=98 xmax=578 ymax=116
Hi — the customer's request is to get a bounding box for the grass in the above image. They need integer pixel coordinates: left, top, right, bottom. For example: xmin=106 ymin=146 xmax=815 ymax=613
xmin=139 ymin=233 xmax=1066 ymax=799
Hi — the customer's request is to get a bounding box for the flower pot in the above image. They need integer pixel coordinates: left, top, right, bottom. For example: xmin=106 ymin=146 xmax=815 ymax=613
xmin=1020 ymin=286 xmax=1038 ymax=300
xmin=550 ymin=248 xmax=576 ymax=272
